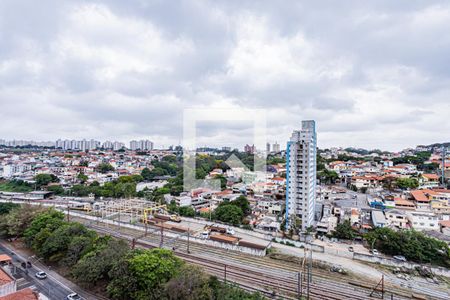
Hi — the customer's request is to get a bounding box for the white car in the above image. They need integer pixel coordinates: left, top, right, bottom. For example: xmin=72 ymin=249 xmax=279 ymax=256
xmin=393 ymin=255 xmax=407 ymax=262
xmin=226 ymin=228 xmax=235 ymax=235
xmin=35 ymin=271 xmax=47 ymax=279
xmin=371 ymin=249 xmax=379 ymax=256
xmin=201 ymin=231 xmax=209 ymax=239
xmin=66 ymin=293 xmax=82 ymax=300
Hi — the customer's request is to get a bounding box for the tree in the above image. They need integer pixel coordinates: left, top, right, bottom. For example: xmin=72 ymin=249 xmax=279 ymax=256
xmin=62 ymin=235 xmax=96 ymax=267
xmin=77 ymin=173 xmax=88 ymax=184
xmin=72 ymin=238 xmax=130 ymax=287
xmin=0 ymin=203 xmax=19 ymax=215
xmin=396 ymin=178 xmax=419 ymax=190
xmin=165 ymin=265 xmax=213 ymax=300
xmin=108 ymin=249 xmax=183 ymax=300
xmin=214 ymin=204 xmax=244 ymax=226
xmin=162 ymin=155 xmax=178 ymax=164
xmin=97 ymin=163 xmax=115 ymax=174
xmin=214 ymin=175 xmax=227 ymax=190
xmin=209 ymin=277 xmax=264 ymax=300
xmin=332 ymin=220 xmax=356 ymax=240
xmin=47 ymin=185 xmax=65 ymax=195
xmin=0 ymin=205 xmax=44 ymax=237
xmin=318 ymin=169 xmax=339 ymax=184
xmin=179 ymin=206 xmax=195 ymax=217
xmin=39 ymin=222 xmax=95 ymax=261
xmin=364 ymin=227 xmax=450 ymax=267
xmin=34 ymin=174 xmax=59 ymax=187
xmin=141 ymin=168 xmax=152 ymax=180
xmin=0 ymin=180 xmax=33 ymax=192
xmin=79 ymin=160 xmax=89 ymax=167
xmin=230 ymin=195 xmax=251 ymax=216
xmin=23 ymin=208 xmax=65 ymax=247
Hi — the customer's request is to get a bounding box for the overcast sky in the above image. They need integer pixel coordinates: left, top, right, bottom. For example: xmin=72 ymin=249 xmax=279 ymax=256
xmin=1 ymin=1 xmax=449 ymax=151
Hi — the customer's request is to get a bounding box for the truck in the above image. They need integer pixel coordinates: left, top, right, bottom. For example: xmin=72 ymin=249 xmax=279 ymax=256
xmin=205 ymin=224 xmax=227 ymax=234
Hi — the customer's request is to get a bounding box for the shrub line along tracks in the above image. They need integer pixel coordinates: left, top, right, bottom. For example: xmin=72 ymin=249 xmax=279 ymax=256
xmin=72 ymin=216 xmax=446 ymax=300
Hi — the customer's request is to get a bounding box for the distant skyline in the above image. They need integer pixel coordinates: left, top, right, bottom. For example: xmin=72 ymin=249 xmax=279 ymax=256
xmin=1 ymin=1 xmax=450 ymax=151
xmin=1 ymin=136 xmax=447 ymax=153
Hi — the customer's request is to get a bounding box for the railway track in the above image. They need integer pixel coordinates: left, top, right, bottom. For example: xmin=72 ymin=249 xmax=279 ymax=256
xmin=3 ymin=200 xmax=447 ymax=299
xmin=87 ymin=220 xmax=449 ymax=299
xmin=79 ymin=219 xmax=431 ymax=300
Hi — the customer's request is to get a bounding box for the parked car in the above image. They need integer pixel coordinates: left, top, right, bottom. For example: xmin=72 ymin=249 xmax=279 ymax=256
xmin=35 ymin=271 xmax=47 ymax=279
xmin=201 ymin=231 xmax=209 ymax=239
xmin=66 ymin=293 xmax=82 ymax=300
xmin=226 ymin=228 xmax=235 ymax=235
xmin=348 ymin=246 xmax=354 ymax=252
xmin=393 ymin=255 xmax=407 ymax=262
xmin=371 ymin=249 xmax=379 ymax=255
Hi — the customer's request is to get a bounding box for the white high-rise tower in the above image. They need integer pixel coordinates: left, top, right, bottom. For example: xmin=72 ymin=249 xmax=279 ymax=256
xmin=285 ymin=120 xmax=317 ymax=231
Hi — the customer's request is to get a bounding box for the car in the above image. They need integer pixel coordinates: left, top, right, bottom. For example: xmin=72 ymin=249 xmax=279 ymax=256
xmin=66 ymin=293 xmax=82 ymax=300
xmin=348 ymin=246 xmax=354 ymax=252
xmin=201 ymin=231 xmax=209 ymax=239
xmin=371 ymin=249 xmax=379 ymax=255
xmin=393 ymin=255 xmax=407 ymax=262
xmin=226 ymin=228 xmax=235 ymax=235
xmin=35 ymin=271 xmax=47 ymax=279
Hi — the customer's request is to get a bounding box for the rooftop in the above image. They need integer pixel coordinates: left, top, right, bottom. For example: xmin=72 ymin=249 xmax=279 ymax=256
xmin=0 ymin=288 xmax=39 ymax=300
xmin=0 ymin=267 xmax=13 ymax=286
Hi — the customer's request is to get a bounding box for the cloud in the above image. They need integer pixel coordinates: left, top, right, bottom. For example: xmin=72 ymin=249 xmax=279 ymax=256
xmin=1 ymin=0 xmax=449 ymax=151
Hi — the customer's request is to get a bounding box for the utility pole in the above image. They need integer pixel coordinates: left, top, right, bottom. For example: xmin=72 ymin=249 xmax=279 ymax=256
xmin=297 ymin=272 xmax=301 ymax=299
xmin=187 ymin=221 xmax=190 ymax=253
xmin=145 ymin=221 xmax=148 ymax=236
xmin=118 ymin=211 xmax=121 ymax=233
xmin=66 ymin=203 xmax=70 ymax=222
xmin=224 ymin=265 xmax=227 ymax=283
xmin=442 ymin=146 xmax=446 ymax=187
xmin=159 ymin=224 xmax=164 ymax=248
xmin=370 ymin=275 xmax=385 ymax=298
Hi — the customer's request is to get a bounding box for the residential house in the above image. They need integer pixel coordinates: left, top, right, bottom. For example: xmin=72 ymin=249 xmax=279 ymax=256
xmin=407 ymin=212 xmax=439 ymax=231
xmin=385 ymin=209 xmax=409 ymax=229
xmin=371 ymin=210 xmax=387 ymax=228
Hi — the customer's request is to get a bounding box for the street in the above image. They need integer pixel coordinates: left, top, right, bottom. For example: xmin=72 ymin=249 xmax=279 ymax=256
xmin=0 ymin=241 xmax=94 ymax=300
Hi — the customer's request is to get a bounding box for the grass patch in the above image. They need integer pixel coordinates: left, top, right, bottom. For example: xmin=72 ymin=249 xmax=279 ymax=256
xmin=0 ymin=180 xmax=33 ymax=192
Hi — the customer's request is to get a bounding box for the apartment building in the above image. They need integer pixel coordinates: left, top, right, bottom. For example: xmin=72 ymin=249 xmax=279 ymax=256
xmin=407 ymin=212 xmax=439 ymax=231
xmin=285 ymin=120 xmax=317 ymax=230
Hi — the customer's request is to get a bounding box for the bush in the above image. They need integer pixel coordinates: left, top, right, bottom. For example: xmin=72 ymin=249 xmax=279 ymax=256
xmin=364 ymin=227 xmax=450 ymax=267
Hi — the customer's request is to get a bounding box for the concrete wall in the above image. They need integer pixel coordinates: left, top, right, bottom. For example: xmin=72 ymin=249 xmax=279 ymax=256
xmin=189 ymin=237 xmax=266 ymax=256
xmin=180 ymin=216 xmax=274 ymax=241
xmin=274 ymin=237 xmax=325 ymax=253
xmin=0 ymin=271 xmax=16 ymax=297
xmin=353 ymin=253 xmax=450 ymax=277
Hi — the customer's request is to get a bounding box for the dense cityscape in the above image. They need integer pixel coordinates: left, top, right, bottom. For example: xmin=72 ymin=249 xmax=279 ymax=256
xmin=0 ymin=120 xmax=449 ymax=299
xmin=2 ymin=1 xmax=450 ymax=300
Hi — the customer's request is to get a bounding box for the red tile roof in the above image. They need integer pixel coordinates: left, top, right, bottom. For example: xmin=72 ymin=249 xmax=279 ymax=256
xmin=410 ymin=190 xmax=429 ymax=202
xmin=422 ymin=174 xmax=439 ymax=180
xmin=0 ymin=288 xmax=39 ymax=300
xmin=0 ymin=255 xmax=11 ymax=263
xmin=394 ymin=198 xmax=416 ymax=208
xmin=0 ymin=268 xmax=13 ymax=286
